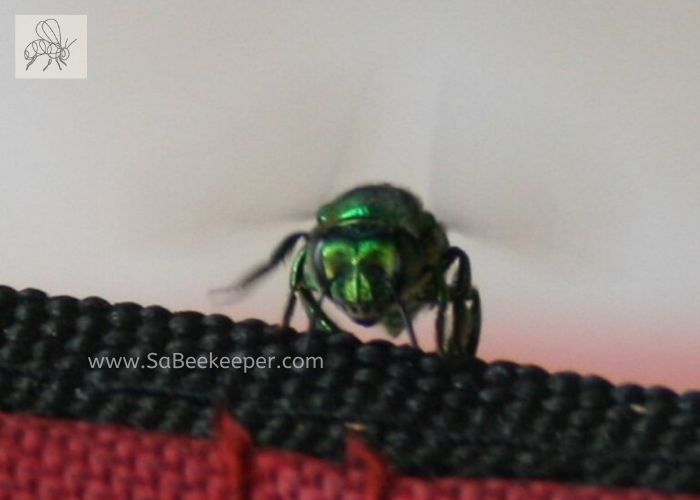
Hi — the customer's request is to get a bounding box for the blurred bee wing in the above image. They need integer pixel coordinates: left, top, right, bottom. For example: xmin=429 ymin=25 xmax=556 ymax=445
xmin=220 ymin=211 xmax=316 ymax=234
xmin=36 ymin=19 xmax=61 ymax=45
xmin=429 ymin=190 xmax=620 ymax=279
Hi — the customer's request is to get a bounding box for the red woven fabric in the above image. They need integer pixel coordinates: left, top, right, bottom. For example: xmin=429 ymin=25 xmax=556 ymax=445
xmin=0 ymin=410 xmax=696 ymax=500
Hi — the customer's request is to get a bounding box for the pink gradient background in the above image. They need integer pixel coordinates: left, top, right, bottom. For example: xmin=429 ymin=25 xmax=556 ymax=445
xmin=298 ymin=311 xmax=700 ymax=392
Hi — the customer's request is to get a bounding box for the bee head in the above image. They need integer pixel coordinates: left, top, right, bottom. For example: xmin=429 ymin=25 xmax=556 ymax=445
xmin=330 ymin=267 xmax=394 ymax=326
xmin=312 ymin=228 xmax=408 ymax=326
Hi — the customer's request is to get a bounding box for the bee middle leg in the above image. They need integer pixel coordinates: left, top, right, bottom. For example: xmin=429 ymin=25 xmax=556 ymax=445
xmin=236 ymin=232 xmax=308 ymax=290
xmin=439 ymin=247 xmax=482 ymax=357
xmin=435 ymin=283 xmax=449 ymax=355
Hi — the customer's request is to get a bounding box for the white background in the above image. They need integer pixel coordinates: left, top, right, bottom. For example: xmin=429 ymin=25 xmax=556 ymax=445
xmin=2 ymin=1 xmax=699 ymax=389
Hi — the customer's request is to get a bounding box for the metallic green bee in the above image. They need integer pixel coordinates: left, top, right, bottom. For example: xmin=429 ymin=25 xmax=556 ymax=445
xmin=233 ymin=184 xmax=481 ymax=357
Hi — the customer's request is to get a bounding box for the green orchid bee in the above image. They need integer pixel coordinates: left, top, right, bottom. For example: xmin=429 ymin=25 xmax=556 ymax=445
xmin=230 ymin=184 xmax=481 ymax=357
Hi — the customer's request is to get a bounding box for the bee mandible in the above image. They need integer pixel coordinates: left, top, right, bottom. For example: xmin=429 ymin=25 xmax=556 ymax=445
xmin=226 ymin=184 xmax=482 ymax=357
xmin=24 ymin=19 xmax=77 ymax=72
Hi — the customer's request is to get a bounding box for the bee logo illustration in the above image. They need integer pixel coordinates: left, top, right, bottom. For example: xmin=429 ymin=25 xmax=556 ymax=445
xmin=24 ymin=19 xmax=77 ymax=72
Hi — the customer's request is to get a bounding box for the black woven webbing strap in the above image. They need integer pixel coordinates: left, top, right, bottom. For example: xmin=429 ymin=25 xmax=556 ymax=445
xmin=0 ymin=285 xmax=698 ymax=493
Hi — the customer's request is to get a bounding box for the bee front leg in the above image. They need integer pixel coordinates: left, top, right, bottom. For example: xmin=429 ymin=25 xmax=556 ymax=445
xmin=298 ymin=287 xmax=339 ymax=332
xmin=285 ymin=248 xmax=339 ymax=332
xmin=282 ymin=250 xmax=306 ymax=328
xmin=281 ymin=291 xmax=297 ymax=329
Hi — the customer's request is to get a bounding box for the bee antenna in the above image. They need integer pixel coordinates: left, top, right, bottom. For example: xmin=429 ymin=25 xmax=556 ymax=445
xmin=387 ymin=280 xmax=419 ymax=349
xmin=66 ymin=38 xmax=77 ymax=48
xmin=396 ymin=299 xmax=419 ymax=349
xmin=318 ymin=284 xmax=331 ymax=308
